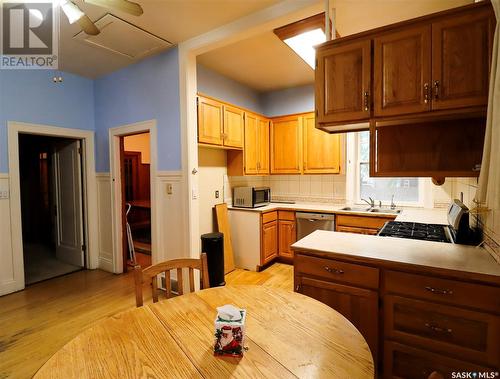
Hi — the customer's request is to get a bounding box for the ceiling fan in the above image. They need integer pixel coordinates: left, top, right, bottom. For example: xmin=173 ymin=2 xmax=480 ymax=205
xmin=60 ymin=0 xmax=143 ymax=36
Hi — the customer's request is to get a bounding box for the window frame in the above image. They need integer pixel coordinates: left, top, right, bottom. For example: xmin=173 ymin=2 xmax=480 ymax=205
xmin=347 ymin=131 xmax=430 ymax=208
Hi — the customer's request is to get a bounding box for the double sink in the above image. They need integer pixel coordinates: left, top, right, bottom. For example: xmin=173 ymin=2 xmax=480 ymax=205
xmin=341 ymin=206 xmax=401 ymax=214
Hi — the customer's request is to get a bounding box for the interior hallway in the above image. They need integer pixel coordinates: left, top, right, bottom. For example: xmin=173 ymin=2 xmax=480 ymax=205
xmin=24 ymin=244 xmax=81 ymax=285
xmin=0 ymin=263 xmax=293 ymax=378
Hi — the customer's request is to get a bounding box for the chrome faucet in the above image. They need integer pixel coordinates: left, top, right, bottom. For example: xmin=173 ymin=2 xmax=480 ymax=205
xmin=361 ymin=197 xmax=375 ymax=208
xmin=390 ymin=195 xmax=396 ymax=210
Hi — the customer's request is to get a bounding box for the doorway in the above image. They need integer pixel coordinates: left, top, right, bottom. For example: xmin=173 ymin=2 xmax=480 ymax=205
xmin=122 ymin=132 xmax=152 ymax=270
xmin=19 ymin=134 xmax=85 ymax=284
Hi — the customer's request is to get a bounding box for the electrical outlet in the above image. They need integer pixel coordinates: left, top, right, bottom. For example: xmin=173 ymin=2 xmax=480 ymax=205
xmin=192 ymin=188 xmax=198 ymax=200
xmin=166 ymin=183 xmax=173 ymax=195
xmin=215 ymin=190 xmax=219 ymax=199
xmin=0 ymin=190 xmax=8 ymax=199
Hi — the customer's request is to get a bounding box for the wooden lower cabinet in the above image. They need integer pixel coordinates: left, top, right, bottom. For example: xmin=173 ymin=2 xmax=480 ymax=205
xmin=384 ymin=341 xmax=494 ymax=379
xmin=261 ymin=220 xmax=278 ymax=265
xmin=278 ymin=211 xmax=296 ymax=259
xmin=297 ymin=276 xmax=379 ymax=363
xmin=294 ymin=253 xmax=500 ymax=377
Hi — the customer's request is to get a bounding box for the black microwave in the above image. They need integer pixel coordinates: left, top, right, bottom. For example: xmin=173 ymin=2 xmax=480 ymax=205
xmin=232 ymin=187 xmax=271 ymax=208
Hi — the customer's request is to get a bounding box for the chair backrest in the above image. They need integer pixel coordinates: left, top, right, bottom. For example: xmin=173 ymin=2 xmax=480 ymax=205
xmin=134 ymin=253 xmax=209 ymax=307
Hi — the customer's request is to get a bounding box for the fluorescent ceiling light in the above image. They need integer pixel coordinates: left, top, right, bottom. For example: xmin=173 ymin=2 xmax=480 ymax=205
xmin=284 ymin=28 xmax=326 ymax=69
xmin=60 ymin=0 xmax=85 ymax=24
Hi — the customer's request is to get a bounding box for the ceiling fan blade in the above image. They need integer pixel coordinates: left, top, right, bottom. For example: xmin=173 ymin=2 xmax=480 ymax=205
xmin=84 ymin=0 xmax=143 ymax=16
xmin=78 ymin=15 xmax=100 ymax=35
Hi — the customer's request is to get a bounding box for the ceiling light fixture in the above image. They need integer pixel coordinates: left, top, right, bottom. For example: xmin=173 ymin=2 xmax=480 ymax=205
xmin=274 ymin=13 xmax=337 ymax=70
xmin=60 ymin=0 xmax=85 ymax=24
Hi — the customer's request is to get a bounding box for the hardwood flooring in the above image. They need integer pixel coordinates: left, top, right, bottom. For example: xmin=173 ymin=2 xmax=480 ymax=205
xmin=0 ymin=263 xmax=293 ymax=379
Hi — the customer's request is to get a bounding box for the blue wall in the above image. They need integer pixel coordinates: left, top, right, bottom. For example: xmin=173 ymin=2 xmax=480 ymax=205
xmin=260 ymin=84 xmax=315 ymax=117
xmin=0 ymin=70 xmax=95 ymax=173
xmin=197 ymin=64 xmax=263 ymax=114
xmin=94 ymin=48 xmax=180 ymax=172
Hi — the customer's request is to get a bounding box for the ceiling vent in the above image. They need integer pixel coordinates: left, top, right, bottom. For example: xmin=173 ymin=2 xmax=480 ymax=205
xmin=73 ymin=14 xmax=171 ymax=59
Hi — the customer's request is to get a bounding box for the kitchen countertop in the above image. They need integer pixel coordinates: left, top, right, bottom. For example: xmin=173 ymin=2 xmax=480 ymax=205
xmin=228 ymin=201 xmax=449 ymax=223
xmin=291 ymin=230 xmax=500 ymax=284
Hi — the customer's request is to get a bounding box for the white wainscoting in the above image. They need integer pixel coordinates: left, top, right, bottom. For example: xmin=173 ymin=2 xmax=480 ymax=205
xmin=155 ymin=171 xmax=185 ymax=263
xmin=0 ymin=174 xmax=19 ymax=296
xmin=96 ymin=173 xmax=114 ymax=272
xmin=96 ymin=171 xmax=185 ymax=272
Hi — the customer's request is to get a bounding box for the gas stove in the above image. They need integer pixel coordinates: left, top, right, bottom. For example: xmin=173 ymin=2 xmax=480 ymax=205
xmin=377 ymin=199 xmax=471 ymax=244
xmin=378 ymin=221 xmax=452 ymax=243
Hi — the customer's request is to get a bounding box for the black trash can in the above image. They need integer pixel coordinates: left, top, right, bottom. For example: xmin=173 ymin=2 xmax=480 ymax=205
xmin=201 ymin=232 xmax=225 ymax=287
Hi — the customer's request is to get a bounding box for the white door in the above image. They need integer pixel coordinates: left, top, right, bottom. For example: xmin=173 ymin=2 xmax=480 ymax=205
xmin=53 ymin=140 xmax=84 ymax=267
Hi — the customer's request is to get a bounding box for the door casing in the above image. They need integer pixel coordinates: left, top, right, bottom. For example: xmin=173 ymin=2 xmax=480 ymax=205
xmin=6 ymin=122 xmax=98 ymax=294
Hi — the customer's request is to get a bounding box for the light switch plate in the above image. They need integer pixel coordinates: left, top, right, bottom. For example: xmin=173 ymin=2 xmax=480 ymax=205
xmin=0 ymin=181 xmax=9 ymax=199
xmin=166 ymin=183 xmax=173 ymax=195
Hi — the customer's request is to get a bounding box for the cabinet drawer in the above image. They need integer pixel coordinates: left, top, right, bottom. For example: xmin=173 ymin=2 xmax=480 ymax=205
xmin=336 ymin=225 xmax=378 ymax=235
xmin=383 ymin=341 xmax=493 ymax=379
xmin=385 ymin=270 xmax=500 ymax=314
xmin=278 ymin=210 xmax=295 ymax=221
xmin=385 ymin=295 xmax=500 ymax=366
xmin=262 ymin=211 xmax=277 ymax=224
xmin=295 ymin=254 xmax=379 ymax=289
xmin=336 ymin=214 xmax=392 ymax=230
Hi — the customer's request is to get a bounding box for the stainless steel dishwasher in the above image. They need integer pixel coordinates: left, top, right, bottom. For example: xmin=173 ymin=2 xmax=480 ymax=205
xmin=296 ymin=212 xmax=335 ymax=240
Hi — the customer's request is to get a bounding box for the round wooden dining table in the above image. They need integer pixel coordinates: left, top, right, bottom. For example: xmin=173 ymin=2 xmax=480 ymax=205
xmin=34 ymin=285 xmax=374 ymax=378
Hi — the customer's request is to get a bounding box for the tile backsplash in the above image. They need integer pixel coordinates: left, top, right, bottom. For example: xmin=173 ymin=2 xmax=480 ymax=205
xmin=228 ymin=174 xmax=347 ymax=204
xmin=450 ymin=177 xmax=500 ymax=263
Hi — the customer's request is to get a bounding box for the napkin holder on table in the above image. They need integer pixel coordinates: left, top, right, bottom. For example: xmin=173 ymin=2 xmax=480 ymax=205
xmin=214 ymin=304 xmax=246 ymax=357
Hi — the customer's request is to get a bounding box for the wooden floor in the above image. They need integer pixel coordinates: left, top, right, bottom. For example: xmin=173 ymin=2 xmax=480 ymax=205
xmin=0 ymin=263 xmax=292 ymax=379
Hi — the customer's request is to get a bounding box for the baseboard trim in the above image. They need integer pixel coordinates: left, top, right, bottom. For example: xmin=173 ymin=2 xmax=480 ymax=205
xmin=98 ymin=256 xmax=114 ymax=272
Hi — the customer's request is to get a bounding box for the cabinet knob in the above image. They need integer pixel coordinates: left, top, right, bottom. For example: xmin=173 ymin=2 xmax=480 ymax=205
xmin=433 ymin=80 xmax=440 ymax=99
xmin=363 ymin=91 xmax=370 ymax=111
xmin=425 ymin=322 xmax=452 ymax=334
xmin=424 ymin=83 xmax=430 ymax=104
xmin=425 ymin=286 xmax=453 ymax=295
xmin=324 ymin=266 xmax=344 ymax=275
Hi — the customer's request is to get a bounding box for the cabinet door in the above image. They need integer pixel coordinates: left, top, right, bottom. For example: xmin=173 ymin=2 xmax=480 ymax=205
xmin=243 ymin=112 xmax=259 ymax=175
xmin=262 ymin=221 xmax=278 ymax=264
xmin=297 ymin=276 xmax=378 ymax=362
xmin=271 ymin=116 xmax=302 ymax=174
xmin=197 ymin=96 xmax=223 ymax=145
xmin=223 ymin=105 xmax=244 ymax=148
xmin=316 ymin=40 xmax=371 ymax=124
xmin=278 ymin=220 xmax=296 ymax=259
xmin=374 ymin=26 xmax=432 ymax=116
xmin=302 ymin=113 xmax=341 ymax=174
xmin=431 ymin=8 xmax=494 ymax=110
xmin=257 ymin=117 xmax=270 ymax=175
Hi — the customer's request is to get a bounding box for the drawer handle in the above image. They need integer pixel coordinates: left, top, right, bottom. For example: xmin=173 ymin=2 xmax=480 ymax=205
xmin=425 ymin=323 xmax=452 ymax=334
xmin=324 ymin=266 xmax=344 ymax=275
xmin=425 ymin=286 xmax=453 ymax=295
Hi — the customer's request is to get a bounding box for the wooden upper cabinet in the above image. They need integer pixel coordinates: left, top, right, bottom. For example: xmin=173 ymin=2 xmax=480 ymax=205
xmin=374 ymin=25 xmax=432 ymax=117
xmin=431 ymin=8 xmax=494 ymax=110
xmin=316 ymin=40 xmax=372 ymax=125
xmin=271 ymin=115 xmax=302 ymax=174
xmin=223 ymin=105 xmax=244 ymax=148
xmin=257 ymin=117 xmax=270 ymax=174
xmin=197 ymin=96 xmax=223 ymax=145
xmin=243 ymin=113 xmax=259 ymax=174
xmin=302 ymin=113 xmax=341 ymax=174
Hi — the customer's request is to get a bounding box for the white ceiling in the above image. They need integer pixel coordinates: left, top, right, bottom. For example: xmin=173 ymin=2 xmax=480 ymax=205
xmin=59 ymin=0 xmax=281 ymax=78
xmin=197 ymin=0 xmax=473 ymax=92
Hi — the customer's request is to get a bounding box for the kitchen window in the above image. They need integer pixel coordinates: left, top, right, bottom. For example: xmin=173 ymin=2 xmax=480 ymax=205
xmin=355 ymin=131 xmax=424 ymax=206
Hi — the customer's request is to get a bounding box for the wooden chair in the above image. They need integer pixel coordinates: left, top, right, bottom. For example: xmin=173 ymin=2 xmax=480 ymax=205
xmin=134 ymin=253 xmax=210 ymax=307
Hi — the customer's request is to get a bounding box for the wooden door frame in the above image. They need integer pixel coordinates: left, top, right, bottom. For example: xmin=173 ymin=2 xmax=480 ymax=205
xmin=178 ymin=0 xmax=321 ymax=261
xmin=7 ymin=121 xmax=98 ymax=294
xmin=109 ymin=120 xmax=157 ymax=274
